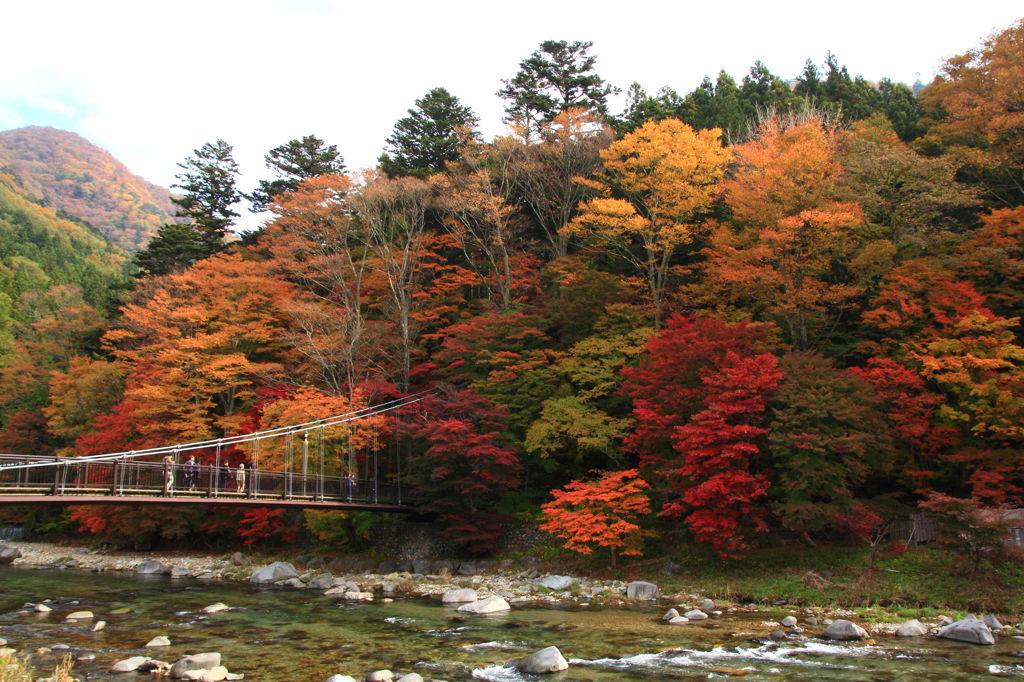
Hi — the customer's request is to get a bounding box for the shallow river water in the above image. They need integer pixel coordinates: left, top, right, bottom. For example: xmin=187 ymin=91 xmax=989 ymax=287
xmin=1 ymin=567 xmax=1022 ymax=680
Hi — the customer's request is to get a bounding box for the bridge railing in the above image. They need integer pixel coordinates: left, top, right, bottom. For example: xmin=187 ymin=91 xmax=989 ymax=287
xmin=0 ymin=454 xmax=398 ymax=505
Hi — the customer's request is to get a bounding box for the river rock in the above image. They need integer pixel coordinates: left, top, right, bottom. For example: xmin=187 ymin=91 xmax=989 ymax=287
xmin=458 ymin=596 xmax=511 ymax=614
xmin=668 ymin=616 xmax=689 ymax=624
xmin=396 ymin=674 xmax=423 ymax=682
xmin=93 ymin=620 xmax=106 ymax=631
xmin=324 ymin=677 xmax=358 ymax=682
xmin=170 ymin=652 xmax=222 ymax=678
xmin=34 ymin=603 xmax=52 ymax=612
xmin=184 ymin=666 xmax=230 ymax=682
xmin=769 ymin=630 xmax=786 ymax=641
xmin=983 ymin=614 xmax=1003 ymax=631
xmin=0 ymin=639 xmax=5 ymax=646
xmin=626 ymin=581 xmax=659 ymax=601
xmin=662 ymin=608 xmax=680 ymax=621
xmin=701 ymin=599 xmax=716 ymax=611
xmin=308 ymin=573 xmax=334 ymax=590
xmin=895 ymin=619 xmax=927 ymax=637
xmin=230 ymin=552 xmax=250 ymax=566
xmin=203 ymin=602 xmax=230 ymax=614
xmin=0 ymin=546 xmax=22 ymax=564
xmin=536 ymin=575 xmax=574 ymax=590
xmin=343 ymin=591 xmax=374 ymax=601
xmin=65 ymin=610 xmax=93 ymax=621
xmin=147 ymin=636 xmax=172 ymax=647
xmin=781 ymin=615 xmax=798 ymax=627
xmin=280 ymin=578 xmax=306 ymax=589
xmin=684 ymin=609 xmax=708 ymax=620
xmin=77 ymin=654 xmax=95 ymax=662
xmin=111 ymin=656 xmax=151 ymax=672
xmin=937 ymin=615 xmax=996 ymax=645
xmin=171 ymin=566 xmax=192 ymax=577
xmin=250 ymin=561 xmax=298 ymax=584
xmin=516 ymin=646 xmax=569 ymax=674
xmin=0 ymin=647 xmax=16 ymax=657
xmin=364 ymin=670 xmax=394 ymax=682
xmin=805 ymin=616 xmax=819 ymax=626
xmin=442 ymin=588 xmax=478 ymax=603
xmin=823 ymin=619 xmax=868 ymax=640
xmin=137 ymin=559 xmax=171 ymax=575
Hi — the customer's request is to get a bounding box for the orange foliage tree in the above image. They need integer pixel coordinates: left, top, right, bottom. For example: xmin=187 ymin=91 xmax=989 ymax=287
xmin=707 ymin=114 xmax=864 ymax=349
xmin=540 ymin=468 xmax=651 ymax=565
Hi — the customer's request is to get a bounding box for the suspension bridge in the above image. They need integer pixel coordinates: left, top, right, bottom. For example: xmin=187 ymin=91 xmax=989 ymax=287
xmin=0 ymin=391 xmax=432 ymax=513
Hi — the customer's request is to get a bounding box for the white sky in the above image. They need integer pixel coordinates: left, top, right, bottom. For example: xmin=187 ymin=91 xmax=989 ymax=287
xmin=2 ymin=0 xmax=1021 ymax=231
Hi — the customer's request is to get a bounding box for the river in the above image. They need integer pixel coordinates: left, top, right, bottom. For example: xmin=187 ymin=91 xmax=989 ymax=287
xmin=1 ymin=566 xmax=1022 ymax=680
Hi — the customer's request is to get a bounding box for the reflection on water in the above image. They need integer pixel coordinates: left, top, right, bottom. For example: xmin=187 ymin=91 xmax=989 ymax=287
xmin=1 ymin=567 xmax=1022 ymax=681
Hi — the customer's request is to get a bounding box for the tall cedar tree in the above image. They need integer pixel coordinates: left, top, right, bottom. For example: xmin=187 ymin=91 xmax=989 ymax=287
xmin=249 ymin=135 xmax=346 ymax=212
xmin=170 ymin=139 xmax=240 ymax=251
xmin=133 ymin=222 xmax=208 ymax=277
xmin=498 ymin=40 xmax=617 ymax=136
xmin=379 ymin=88 xmax=479 ymax=179
xmin=670 ymin=351 xmax=782 ymax=557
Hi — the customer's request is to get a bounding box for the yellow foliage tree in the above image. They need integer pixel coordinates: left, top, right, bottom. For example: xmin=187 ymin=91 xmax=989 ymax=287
xmin=564 ymin=118 xmax=730 ymax=325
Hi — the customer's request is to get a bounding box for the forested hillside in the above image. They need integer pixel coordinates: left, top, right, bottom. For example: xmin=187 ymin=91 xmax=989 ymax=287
xmin=0 ymin=126 xmax=176 ymax=252
xmin=1 ymin=22 xmax=1022 ymax=562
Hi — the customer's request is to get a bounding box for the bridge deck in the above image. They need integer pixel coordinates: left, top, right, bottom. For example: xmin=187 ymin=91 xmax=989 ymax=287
xmin=0 ymin=454 xmax=413 ymax=513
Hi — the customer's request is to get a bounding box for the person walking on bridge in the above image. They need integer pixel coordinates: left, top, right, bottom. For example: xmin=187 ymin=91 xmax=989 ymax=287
xmin=185 ymin=455 xmax=198 ymax=491
xmin=236 ymin=462 xmax=246 ymax=494
xmin=162 ymin=455 xmax=174 ymax=496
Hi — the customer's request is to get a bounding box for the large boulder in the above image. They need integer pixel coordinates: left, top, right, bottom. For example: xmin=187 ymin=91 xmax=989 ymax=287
xmin=457 ymin=596 xmax=511 ymax=614
xmin=823 ymin=619 xmax=868 ymax=641
xmin=169 ymin=653 xmax=222 ymax=679
xmin=441 ymin=588 xmax=478 ymax=604
xmin=111 ymin=656 xmax=151 ymax=672
xmin=626 ymin=581 xmax=659 ymax=601
xmin=146 ymin=636 xmax=171 ymax=647
xmin=535 ymin=575 xmax=574 ymax=591
xmin=0 ymin=546 xmax=22 ymax=564
xmin=516 ymin=646 xmax=569 ymax=674
xmin=781 ymin=616 xmax=798 ymax=627
xmin=137 ymin=559 xmax=171 ymax=575
xmin=324 ymin=677 xmax=358 ymax=682
xmin=937 ymin=616 xmax=996 ymax=645
xmin=684 ymin=609 xmax=708 ymax=621
xmin=895 ymin=619 xmax=928 ymax=637
xmin=183 ymin=667 xmax=229 ymax=682
xmin=364 ymin=671 xmax=394 ymax=682
xmin=662 ymin=608 xmax=680 ymax=621
xmin=411 ymin=558 xmax=433 ymax=575
xmin=250 ymin=561 xmax=298 ymax=584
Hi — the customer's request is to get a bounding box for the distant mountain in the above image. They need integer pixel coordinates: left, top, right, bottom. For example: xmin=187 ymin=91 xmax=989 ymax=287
xmin=0 ymin=168 xmax=127 ymax=310
xmin=0 ymin=126 xmax=176 ymax=252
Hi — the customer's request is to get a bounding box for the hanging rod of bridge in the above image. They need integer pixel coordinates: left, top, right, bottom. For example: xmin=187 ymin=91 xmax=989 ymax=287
xmin=0 ymin=389 xmax=435 ymax=472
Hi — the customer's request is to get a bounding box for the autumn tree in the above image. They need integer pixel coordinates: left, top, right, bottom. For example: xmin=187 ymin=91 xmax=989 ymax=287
xmin=432 ymin=149 xmax=525 ymax=310
xmin=838 ymin=115 xmax=979 ymax=256
xmin=622 ymin=314 xmax=776 ymax=464
xmin=768 ymin=352 xmax=891 ymax=543
xmin=379 ymin=87 xmax=479 ymax=179
xmin=103 ymin=254 xmax=293 ymax=443
xmin=403 ymin=388 xmax=522 ymax=553
xmin=249 ymin=134 xmax=346 ymax=212
xmin=565 ymin=118 xmax=731 ymax=325
xmin=540 ymin=468 xmax=651 ymax=564
xmin=669 ymin=352 xmax=782 ymax=557
xmin=498 ymin=40 xmax=617 ymax=137
xmin=263 ymin=174 xmax=372 ymax=397
xmin=353 ymin=173 xmax=432 ymax=391
xmin=919 ymin=19 xmax=1024 ymax=205
xmin=498 ymin=107 xmax=612 ymax=258
xmin=954 ymin=206 xmax=1024 ymax=320
xmin=43 ymin=357 xmax=124 ymax=452
xmin=706 ymin=112 xmax=864 ymax=349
